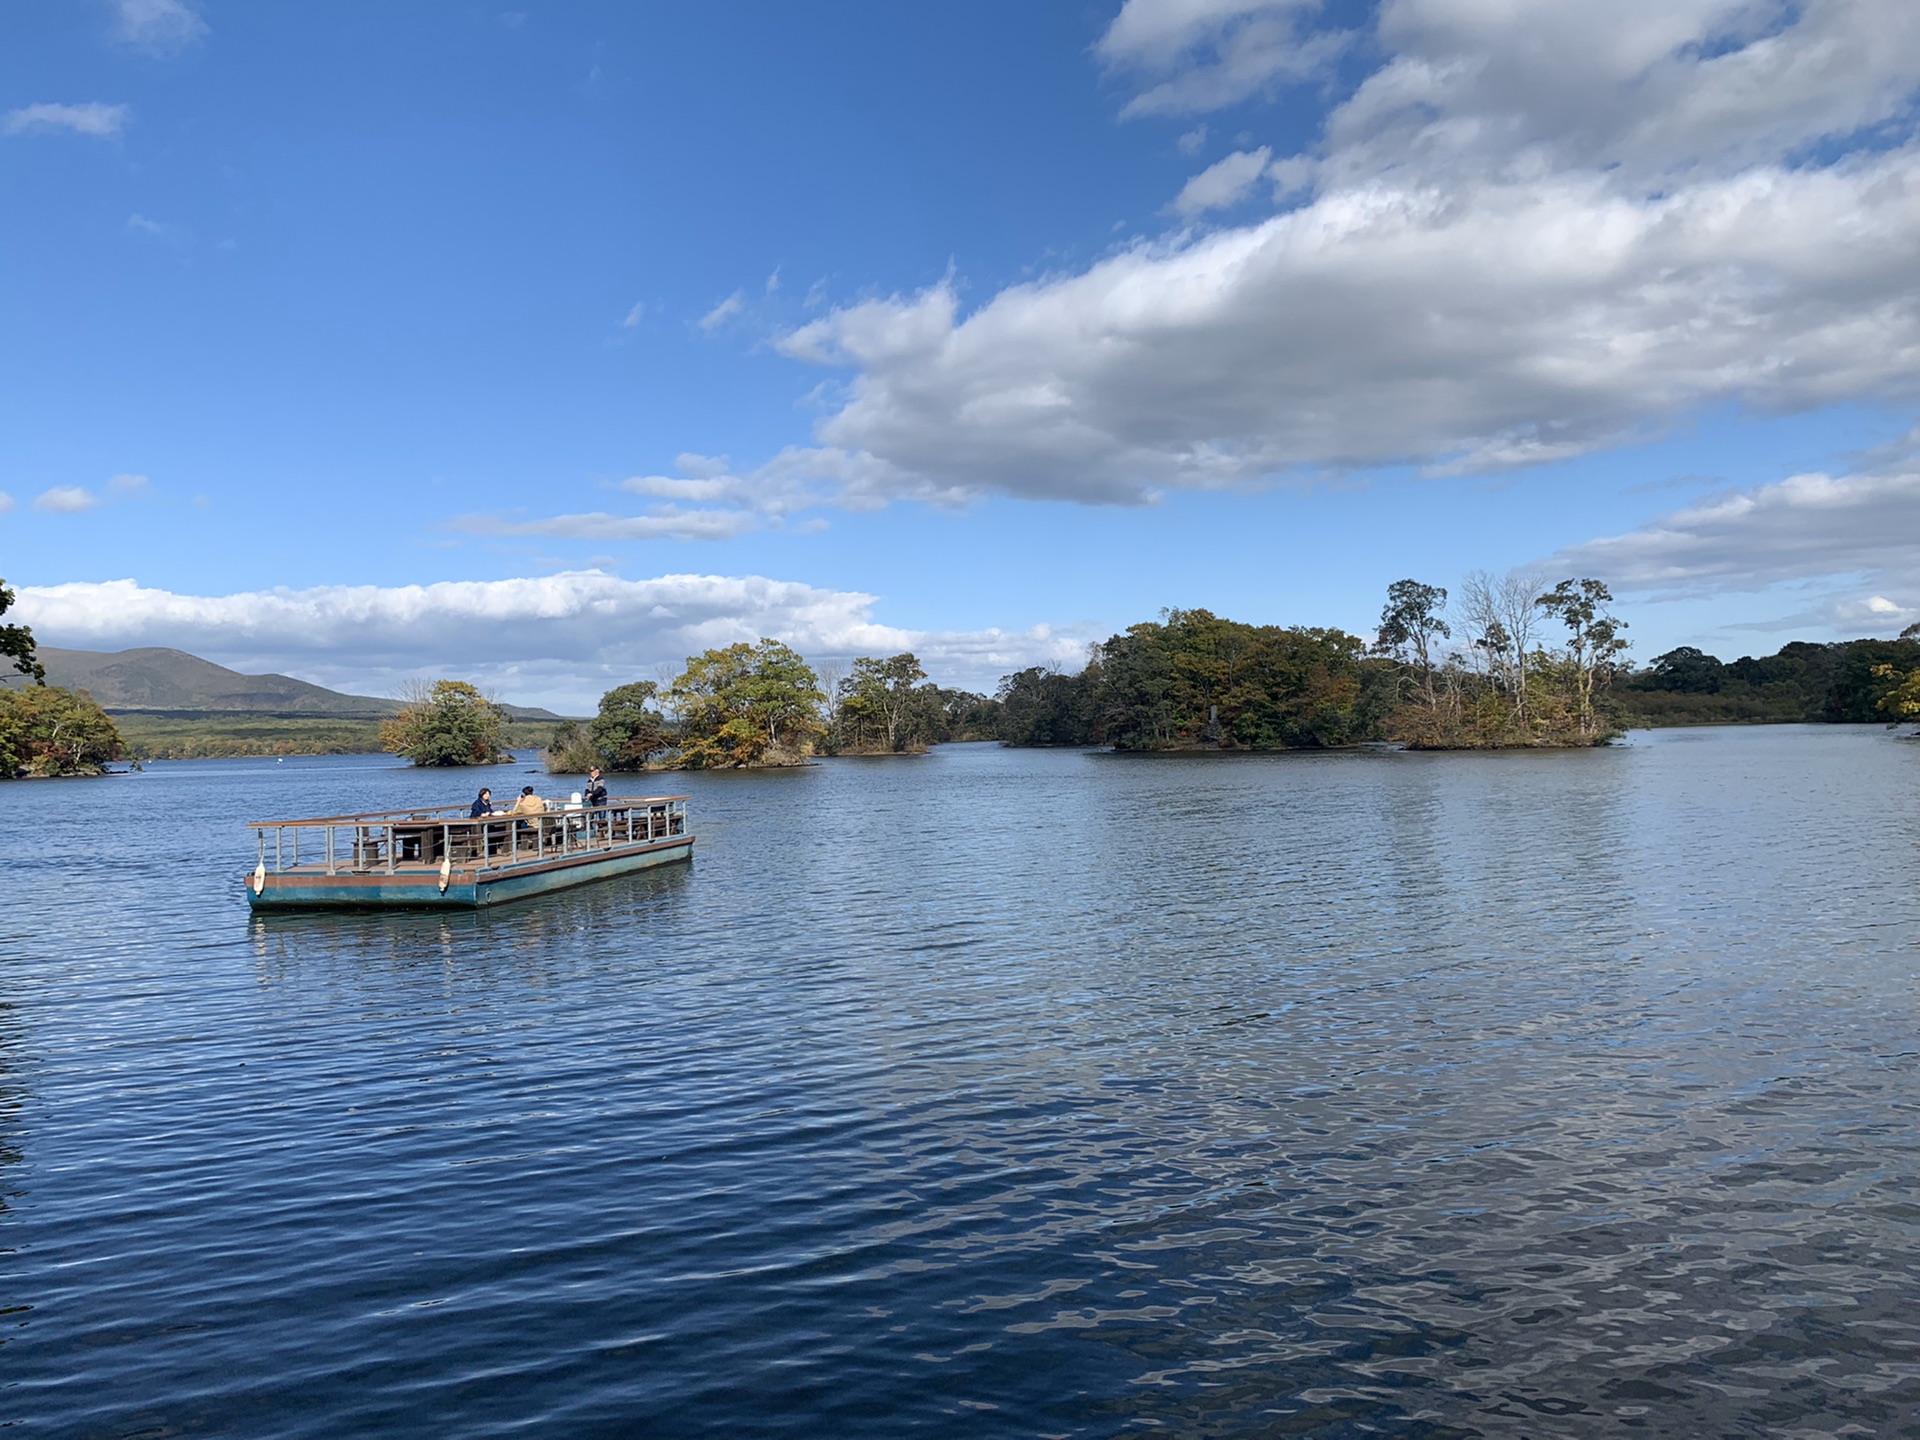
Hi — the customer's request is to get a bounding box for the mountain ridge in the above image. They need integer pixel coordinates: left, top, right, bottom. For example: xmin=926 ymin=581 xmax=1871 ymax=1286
xmin=2 ymin=646 xmax=565 ymax=722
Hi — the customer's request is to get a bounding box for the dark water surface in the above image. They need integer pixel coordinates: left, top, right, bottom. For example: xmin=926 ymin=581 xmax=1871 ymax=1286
xmin=4 ymin=728 xmax=1920 ymax=1437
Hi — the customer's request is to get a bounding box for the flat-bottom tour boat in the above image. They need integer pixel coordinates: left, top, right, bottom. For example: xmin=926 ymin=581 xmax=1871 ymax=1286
xmin=244 ymin=795 xmax=694 ymax=909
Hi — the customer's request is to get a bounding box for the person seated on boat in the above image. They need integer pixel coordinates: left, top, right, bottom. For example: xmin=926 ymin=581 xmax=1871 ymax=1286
xmin=511 ymin=785 xmax=546 ymax=816
xmin=583 ymin=767 xmax=609 ymax=807
xmin=469 ymin=787 xmax=495 ymax=818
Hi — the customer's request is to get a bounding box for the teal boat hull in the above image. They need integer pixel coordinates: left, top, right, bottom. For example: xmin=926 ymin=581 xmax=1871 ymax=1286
xmin=246 ymin=835 xmax=695 ymax=910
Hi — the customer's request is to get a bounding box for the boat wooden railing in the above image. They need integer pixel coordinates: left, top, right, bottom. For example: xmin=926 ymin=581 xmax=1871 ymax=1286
xmin=246 ymin=795 xmax=690 ymax=876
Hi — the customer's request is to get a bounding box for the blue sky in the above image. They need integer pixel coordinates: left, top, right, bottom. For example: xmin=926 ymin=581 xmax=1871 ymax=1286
xmin=5 ymin=0 xmax=1919 ymax=709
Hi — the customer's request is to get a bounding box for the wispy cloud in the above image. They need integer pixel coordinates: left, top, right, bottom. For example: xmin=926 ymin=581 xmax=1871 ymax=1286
xmin=621 ymin=301 xmax=645 ymax=327
xmin=455 ymin=448 xmax=859 ymax=544
xmin=25 ymin=475 xmax=151 ymax=516
xmin=698 ymin=290 xmax=746 ymax=332
xmin=459 ymin=507 xmax=764 ymax=543
xmin=3 ymin=102 xmax=130 ymax=138
xmin=34 ymin=487 xmax=99 ymax=514
xmin=0 ymin=492 xmax=14 ymax=516
xmin=1097 ymin=0 xmax=1346 ymax=118
xmin=111 ymin=0 xmax=207 ymax=54
xmin=11 ymin=572 xmax=1096 ymax=708
xmin=124 ymin=213 xmax=179 ymax=241
xmin=1170 ymin=146 xmax=1271 ymax=217
xmin=1552 ymin=468 xmax=1920 ymax=600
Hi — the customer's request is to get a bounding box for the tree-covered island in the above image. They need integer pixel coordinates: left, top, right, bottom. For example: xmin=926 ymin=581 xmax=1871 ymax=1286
xmin=379 ymin=680 xmax=514 ymax=766
xmin=541 ymin=575 xmax=1640 ymax=770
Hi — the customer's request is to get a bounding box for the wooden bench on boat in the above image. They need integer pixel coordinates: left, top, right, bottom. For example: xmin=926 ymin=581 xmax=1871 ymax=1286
xmin=244 ymin=796 xmax=694 ymax=909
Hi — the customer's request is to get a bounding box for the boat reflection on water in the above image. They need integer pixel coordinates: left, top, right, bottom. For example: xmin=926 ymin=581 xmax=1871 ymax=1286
xmin=247 ymin=860 xmax=697 ymax=991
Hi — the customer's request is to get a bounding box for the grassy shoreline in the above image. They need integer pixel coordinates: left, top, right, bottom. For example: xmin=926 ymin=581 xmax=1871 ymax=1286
xmin=114 ymin=714 xmax=564 ymax=760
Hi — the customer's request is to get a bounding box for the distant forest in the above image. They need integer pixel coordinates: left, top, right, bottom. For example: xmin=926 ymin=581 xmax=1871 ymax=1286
xmin=1613 ymin=638 xmax=1920 ymax=726
xmin=1006 ymin=642 xmax=1919 ymax=747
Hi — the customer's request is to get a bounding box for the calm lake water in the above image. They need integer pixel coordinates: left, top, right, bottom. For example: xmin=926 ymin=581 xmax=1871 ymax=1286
xmin=3 ymin=727 xmax=1919 ymax=1438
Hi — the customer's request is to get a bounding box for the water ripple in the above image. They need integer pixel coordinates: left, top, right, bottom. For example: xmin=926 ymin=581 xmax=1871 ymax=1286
xmin=2 ymin=728 xmax=1919 ymax=1435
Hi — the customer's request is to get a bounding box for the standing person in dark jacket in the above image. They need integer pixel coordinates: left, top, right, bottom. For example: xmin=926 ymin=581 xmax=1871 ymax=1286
xmin=583 ymin=768 xmax=608 ymax=807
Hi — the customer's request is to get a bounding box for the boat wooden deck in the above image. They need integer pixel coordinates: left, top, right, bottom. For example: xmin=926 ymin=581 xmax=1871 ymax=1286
xmin=245 ymin=795 xmax=694 ymax=909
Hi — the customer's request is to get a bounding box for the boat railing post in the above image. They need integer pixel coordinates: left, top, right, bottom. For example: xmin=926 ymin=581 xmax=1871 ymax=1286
xmin=387 ymin=824 xmax=396 ymax=874
xmin=257 ymin=830 xmax=265 ymax=870
xmin=291 ymin=828 xmax=299 ymax=868
xmin=275 ymin=827 xmax=284 ymax=872
xmin=511 ymin=819 xmax=518 ymax=866
xmin=326 ymin=825 xmax=335 ymax=876
xmin=443 ymin=823 xmax=452 ymax=867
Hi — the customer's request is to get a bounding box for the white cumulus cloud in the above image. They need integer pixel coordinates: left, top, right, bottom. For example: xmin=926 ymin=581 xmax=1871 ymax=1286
xmin=34 ymin=487 xmax=99 ymax=514
xmin=3 ymin=102 xmax=129 ymax=138
xmin=747 ymin=0 xmax=1920 ymax=509
xmin=10 ymin=573 xmax=1095 ymax=709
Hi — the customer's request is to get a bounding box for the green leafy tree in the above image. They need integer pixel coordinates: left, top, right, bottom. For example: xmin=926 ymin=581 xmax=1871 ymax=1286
xmin=669 ymin=639 xmax=824 ymax=768
xmin=1645 ymin=646 xmax=1726 ymax=694
xmin=0 ymin=685 xmax=122 ymax=777
xmin=1375 ymin=580 xmax=1450 ymax=708
xmin=1091 ymin=609 xmax=1368 ymax=751
xmin=836 ymin=653 xmax=938 ymax=752
xmin=1873 ymin=672 xmax=1920 ymax=725
xmin=1875 ymin=665 xmax=1920 ymax=723
xmin=544 ymin=721 xmax=601 ymax=775
xmin=996 ymin=665 xmax=1097 ymax=746
xmin=1874 ymin=623 xmax=1920 ymax=725
xmin=589 ymin=681 xmax=672 ymax=769
xmin=934 ymin=687 xmax=999 ymax=741
xmin=1537 ymin=578 xmax=1630 ymax=736
xmin=1823 ymin=637 xmax=1920 ymax=721
xmin=0 ymin=577 xmax=45 ymax=682
xmin=379 ymin=679 xmax=509 ymax=766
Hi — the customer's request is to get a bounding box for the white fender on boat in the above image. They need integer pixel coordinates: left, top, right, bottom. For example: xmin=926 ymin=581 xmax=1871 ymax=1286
xmin=438 ymin=856 xmax=452 ymax=894
xmin=251 ymin=861 xmax=266 ymax=895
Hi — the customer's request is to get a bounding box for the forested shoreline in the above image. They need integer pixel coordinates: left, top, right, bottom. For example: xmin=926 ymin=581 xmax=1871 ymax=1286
xmin=1614 ymin=636 xmax=1920 ymax=726
xmin=6 ymin=568 xmax=1920 ymax=777
xmin=527 ymin=575 xmax=1920 ymax=773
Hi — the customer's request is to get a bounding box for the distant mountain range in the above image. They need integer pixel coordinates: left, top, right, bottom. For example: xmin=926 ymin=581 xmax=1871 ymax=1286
xmin=2 ymin=647 xmax=564 ymax=722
